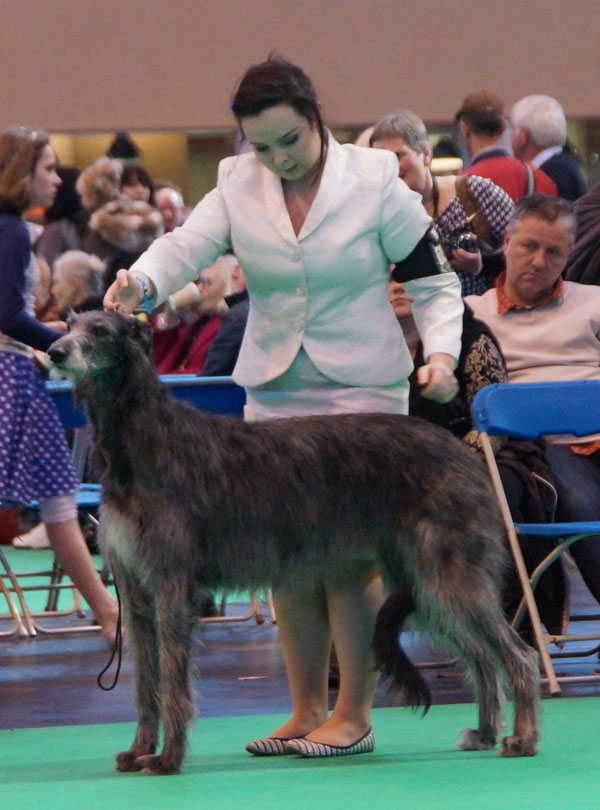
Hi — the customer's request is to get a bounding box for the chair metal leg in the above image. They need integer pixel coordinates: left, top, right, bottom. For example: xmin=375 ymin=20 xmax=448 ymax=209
xmin=481 ymin=433 xmax=561 ymax=695
xmin=0 ymin=546 xmax=104 ymax=637
xmin=0 ymin=546 xmax=36 ymax=636
xmin=0 ymin=569 xmax=29 ymax=637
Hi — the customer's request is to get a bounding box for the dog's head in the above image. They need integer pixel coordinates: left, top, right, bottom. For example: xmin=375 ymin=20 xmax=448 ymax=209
xmin=48 ymin=310 xmax=154 ymax=383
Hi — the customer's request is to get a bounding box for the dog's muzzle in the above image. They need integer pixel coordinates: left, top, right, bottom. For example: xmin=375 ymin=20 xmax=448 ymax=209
xmin=47 ymin=345 xmax=69 ymax=366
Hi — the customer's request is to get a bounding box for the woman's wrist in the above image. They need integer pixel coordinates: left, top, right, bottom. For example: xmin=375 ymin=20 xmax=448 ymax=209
xmin=427 ymin=351 xmax=456 ymax=371
xmin=129 ymin=271 xmax=157 ymax=312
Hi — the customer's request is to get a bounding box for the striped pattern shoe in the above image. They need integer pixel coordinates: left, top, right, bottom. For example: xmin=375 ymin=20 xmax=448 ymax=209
xmin=245 ymin=735 xmax=305 ymax=756
xmin=285 ymin=728 xmax=375 ymax=758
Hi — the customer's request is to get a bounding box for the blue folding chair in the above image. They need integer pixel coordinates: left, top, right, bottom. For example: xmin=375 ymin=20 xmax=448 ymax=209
xmin=473 ymin=380 xmax=600 ymax=695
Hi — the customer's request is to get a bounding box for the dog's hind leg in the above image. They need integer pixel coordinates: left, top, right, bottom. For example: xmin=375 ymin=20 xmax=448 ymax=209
xmin=135 ymin=574 xmax=197 ymax=776
xmin=497 ymin=627 xmax=540 ymax=758
xmin=421 ymin=579 xmax=539 ymax=756
xmin=114 ymin=567 xmax=162 ymax=772
xmin=457 ymin=617 xmax=539 ymax=757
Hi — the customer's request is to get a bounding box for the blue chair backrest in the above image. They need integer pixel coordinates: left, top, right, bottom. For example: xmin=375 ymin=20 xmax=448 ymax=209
xmin=159 ymin=375 xmax=246 ymax=416
xmin=472 ymin=381 xmax=600 ymax=440
xmin=46 ymin=375 xmax=246 ymax=430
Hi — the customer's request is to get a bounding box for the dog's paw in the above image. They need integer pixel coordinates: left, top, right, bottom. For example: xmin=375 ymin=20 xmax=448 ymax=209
xmin=135 ymin=754 xmax=181 ymax=776
xmin=457 ymin=728 xmax=497 ymax=751
xmin=500 ymin=734 xmax=538 ymax=757
xmin=115 ymin=750 xmax=144 ymax=772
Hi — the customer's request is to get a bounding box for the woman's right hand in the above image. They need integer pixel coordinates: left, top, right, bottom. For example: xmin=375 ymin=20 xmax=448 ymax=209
xmin=103 ymin=269 xmax=144 ymax=314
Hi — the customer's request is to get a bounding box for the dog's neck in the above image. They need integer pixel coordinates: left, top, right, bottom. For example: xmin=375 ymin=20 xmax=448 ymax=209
xmin=77 ymin=359 xmax=165 ymax=492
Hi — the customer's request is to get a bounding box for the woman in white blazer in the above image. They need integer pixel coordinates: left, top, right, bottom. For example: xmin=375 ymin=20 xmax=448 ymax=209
xmin=105 ymin=57 xmax=463 ymax=758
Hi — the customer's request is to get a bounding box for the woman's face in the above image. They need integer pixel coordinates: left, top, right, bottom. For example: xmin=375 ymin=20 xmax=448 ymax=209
xmin=30 ymin=144 xmax=61 ymax=209
xmin=371 ymin=136 xmax=429 ymax=194
xmin=241 ymin=103 xmax=322 ymax=185
xmin=121 ymin=178 xmax=151 ymax=203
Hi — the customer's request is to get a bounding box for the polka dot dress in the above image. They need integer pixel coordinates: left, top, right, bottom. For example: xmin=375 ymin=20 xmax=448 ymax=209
xmin=0 ymin=352 xmax=79 ymax=507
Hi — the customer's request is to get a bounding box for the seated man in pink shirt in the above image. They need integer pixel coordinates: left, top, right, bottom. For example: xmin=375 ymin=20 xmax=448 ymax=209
xmin=467 ymin=193 xmax=600 ymax=605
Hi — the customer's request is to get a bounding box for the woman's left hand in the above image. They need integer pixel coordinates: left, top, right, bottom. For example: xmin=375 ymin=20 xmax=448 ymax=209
xmin=417 ymin=352 xmax=459 ymax=403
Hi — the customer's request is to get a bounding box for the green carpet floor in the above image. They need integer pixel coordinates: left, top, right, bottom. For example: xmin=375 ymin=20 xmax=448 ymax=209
xmin=2 ymin=700 xmax=599 ymax=810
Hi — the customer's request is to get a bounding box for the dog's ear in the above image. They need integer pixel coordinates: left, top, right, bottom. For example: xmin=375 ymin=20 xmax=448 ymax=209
xmin=127 ymin=316 xmax=154 ymax=357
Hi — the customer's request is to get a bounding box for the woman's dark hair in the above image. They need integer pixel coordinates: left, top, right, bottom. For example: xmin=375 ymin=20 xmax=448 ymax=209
xmin=0 ymin=127 xmax=50 ymax=215
xmin=45 ymin=165 xmax=84 ymax=223
xmin=120 ymin=164 xmax=155 ymax=205
xmin=230 ymin=56 xmax=327 ymax=166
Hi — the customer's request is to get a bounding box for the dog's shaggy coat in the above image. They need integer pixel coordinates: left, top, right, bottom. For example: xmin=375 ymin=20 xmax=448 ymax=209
xmin=49 ymin=311 xmax=539 ymax=775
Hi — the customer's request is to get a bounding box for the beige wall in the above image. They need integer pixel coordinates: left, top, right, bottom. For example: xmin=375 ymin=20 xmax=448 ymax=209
xmin=3 ymin=0 xmax=599 ymax=132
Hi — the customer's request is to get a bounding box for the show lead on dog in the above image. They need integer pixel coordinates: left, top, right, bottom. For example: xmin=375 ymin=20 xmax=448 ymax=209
xmin=104 ymin=57 xmax=464 ymax=758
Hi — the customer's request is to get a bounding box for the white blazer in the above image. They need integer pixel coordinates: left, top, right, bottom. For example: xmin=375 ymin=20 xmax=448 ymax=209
xmin=130 ymin=134 xmax=463 ymax=387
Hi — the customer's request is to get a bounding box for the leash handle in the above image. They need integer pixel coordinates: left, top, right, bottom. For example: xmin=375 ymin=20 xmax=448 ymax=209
xmin=97 ymin=579 xmax=123 ymax=691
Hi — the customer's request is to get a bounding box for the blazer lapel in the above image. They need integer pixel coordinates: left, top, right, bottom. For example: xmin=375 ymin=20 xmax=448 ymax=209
xmin=261 ymin=163 xmax=298 ymax=245
xmin=298 ymin=132 xmax=346 ymax=241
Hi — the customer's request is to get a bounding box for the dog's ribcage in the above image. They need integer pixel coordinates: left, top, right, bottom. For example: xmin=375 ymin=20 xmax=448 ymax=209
xmin=97 ymin=401 xmax=506 ymax=594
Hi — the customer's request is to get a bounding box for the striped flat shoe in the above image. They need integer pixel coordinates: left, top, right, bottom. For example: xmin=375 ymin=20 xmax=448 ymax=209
xmin=245 ymin=735 xmax=306 ymax=756
xmin=284 ymin=728 xmax=375 ymax=758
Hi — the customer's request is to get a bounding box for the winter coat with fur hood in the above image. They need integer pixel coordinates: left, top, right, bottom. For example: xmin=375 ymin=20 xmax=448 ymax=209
xmin=81 ymin=195 xmax=163 ymax=290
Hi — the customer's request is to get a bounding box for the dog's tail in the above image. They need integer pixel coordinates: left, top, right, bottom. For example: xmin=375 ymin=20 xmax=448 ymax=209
xmin=373 ymin=585 xmax=432 ymax=713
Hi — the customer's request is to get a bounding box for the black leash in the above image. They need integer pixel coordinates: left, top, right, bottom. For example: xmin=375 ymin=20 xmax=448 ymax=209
xmin=97 ymin=578 xmax=123 ymax=691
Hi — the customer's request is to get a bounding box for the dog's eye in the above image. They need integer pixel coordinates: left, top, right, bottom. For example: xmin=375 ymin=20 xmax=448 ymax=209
xmin=90 ymin=324 xmax=109 ymax=337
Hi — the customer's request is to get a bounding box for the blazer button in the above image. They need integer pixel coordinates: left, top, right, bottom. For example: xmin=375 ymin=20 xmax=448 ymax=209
xmin=294 ymin=325 xmax=303 ymax=333
xmin=295 ymin=286 xmax=306 ymax=296
xmin=291 ymin=253 xmax=301 ymax=262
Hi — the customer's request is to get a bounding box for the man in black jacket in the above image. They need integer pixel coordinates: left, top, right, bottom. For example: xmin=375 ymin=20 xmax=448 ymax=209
xmin=202 ymin=261 xmax=249 ymax=376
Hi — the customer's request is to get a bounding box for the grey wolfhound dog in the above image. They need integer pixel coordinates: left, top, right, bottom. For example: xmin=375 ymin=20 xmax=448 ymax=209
xmin=49 ymin=310 xmax=539 ymax=775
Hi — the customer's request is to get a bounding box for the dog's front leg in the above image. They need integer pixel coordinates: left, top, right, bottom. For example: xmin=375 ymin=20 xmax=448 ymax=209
xmin=113 ymin=567 xmax=161 ymax=772
xmin=135 ymin=575 xmax=196 ymax=776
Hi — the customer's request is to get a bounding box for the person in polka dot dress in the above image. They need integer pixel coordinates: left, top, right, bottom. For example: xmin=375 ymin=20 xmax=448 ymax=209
xmin=0 ymin=127 xmax=118 ymax=644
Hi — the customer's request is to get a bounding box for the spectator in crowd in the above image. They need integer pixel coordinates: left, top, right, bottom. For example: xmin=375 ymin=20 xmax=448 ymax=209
xmin=456 ymin=90 xmax=558 ymax=200
xmin=77 ymin=157 xmax=163 ymax=290
xmin=120 ymin=164 xmax=156 ymax=205
xmin=31 ymin=256 xmax=61 ymax=326
xmin=152 ymin=254 xmax=238 ymax=374
xmin=203 ymin=256 xmax=249 ymax=376
xmin=563 ymin=180 xmax=600 ymax=284
xmin=154 ymin=183 xmax=186 ymax=232
xmin=36 ymin=165 xmax=87 ymax=267
xmin=0 ymin=127 xmax=118 ymax=642
xmin=510 ymin=95 xmax=587 ymax=201
xmin=51 ymin=250 xmax=105 ymax=317
xmin=370 ymin=109 xmax=514 ymax=294
xmin=76 ymin=156 xmax=122 ymax=213
xmin=466 ymin=193 xmax=600 ymax=607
